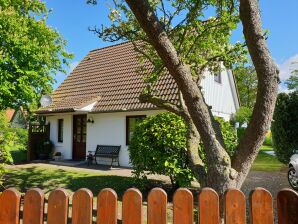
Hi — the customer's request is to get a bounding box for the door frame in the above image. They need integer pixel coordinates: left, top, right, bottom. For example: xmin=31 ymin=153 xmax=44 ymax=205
xmin=72 ymin=114 xmax=87 ymax=160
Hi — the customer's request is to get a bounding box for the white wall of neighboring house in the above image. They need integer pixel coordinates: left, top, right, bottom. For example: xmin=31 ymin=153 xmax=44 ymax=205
xmin=201 ymin=69 xmax=239 ymax=120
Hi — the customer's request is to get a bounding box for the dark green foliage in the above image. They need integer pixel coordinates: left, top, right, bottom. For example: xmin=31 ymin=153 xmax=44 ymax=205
xmin=272 ymin=91 xmax=298 ymax=163
xmin=10 ymin=150 xmax=27 ymax=164
xmin=128 ymin=112 xmax=237 ymax=187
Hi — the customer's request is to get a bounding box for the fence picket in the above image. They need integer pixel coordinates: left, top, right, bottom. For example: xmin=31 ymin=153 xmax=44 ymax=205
xmin=23 ymin=188 xmax=45 ymax=224
xmin=97 ymin=188 xmax=117 ymax=224
xmin=0 ymin=188 xmax=21 ymax=224
xmin=250 ymin=188 xmax=273 ymax=224
xmin=148 ymin=188 xmax=167 ymax=224
xmin=122 ymin=188 xmax=142 ymax=224
xmin=198 ymin=188 xmax=219 ymax=224
xmin=173 ymin=188 xmax=193 ymax=224
xmin=225 ymin=189 xmax=246 ymax=224
xmin=72 ymin=188 xmax=93 ymax=224
xmin=47 ymin=188 xmax=69 ymax=224
xmin=0 ymin=187 xmax=297 ymax=223
xmin=277 ymin=188 xmax=298 ymax=224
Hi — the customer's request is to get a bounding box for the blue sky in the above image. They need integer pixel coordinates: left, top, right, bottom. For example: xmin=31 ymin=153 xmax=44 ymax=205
xmin=44 ymin=1 xmax=298 ymax=91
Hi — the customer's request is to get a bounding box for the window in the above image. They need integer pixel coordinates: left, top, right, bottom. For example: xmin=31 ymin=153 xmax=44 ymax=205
xmin=58 ymin=119 xmax=63 ymax=143
xmin=126 ymin=115 xmax=146 ymax=145
xmin=214 ymin=72 xmax=222 ymax=83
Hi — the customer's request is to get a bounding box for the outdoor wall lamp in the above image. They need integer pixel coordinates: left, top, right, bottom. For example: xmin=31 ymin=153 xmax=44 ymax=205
xmin=87 ymin=117 xmax=94 ymax=123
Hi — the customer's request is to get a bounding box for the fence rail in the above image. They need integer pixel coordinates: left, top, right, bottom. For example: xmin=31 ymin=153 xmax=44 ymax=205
xmin=0 ymin=187 xmax=297 ymax=224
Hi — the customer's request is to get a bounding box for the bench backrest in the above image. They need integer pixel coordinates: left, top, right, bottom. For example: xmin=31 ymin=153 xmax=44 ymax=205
xmin=95 ymin=145 xmax=121 ymax=155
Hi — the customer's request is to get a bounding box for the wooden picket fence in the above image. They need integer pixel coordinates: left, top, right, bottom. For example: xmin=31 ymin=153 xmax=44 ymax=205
xmin=0 ymin=187 xmax=297 ymax=224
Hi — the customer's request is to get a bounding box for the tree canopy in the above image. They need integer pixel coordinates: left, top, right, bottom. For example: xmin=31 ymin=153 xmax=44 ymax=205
xmin=285 ymin=71 xmax=298 ymax=91
xmin=234 ymin=66 xmax=257 ymax=108
xmin=0 ymin=0 xmax=72 ymax=109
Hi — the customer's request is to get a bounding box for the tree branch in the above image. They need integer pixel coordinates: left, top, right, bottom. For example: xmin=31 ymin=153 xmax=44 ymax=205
xmin=232 ymin=0 xmax=280 ymax=187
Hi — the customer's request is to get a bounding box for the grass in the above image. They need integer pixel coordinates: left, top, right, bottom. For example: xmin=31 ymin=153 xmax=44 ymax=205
xmin=3 ymin=164 xmax=169 ymax=201
xmin=3 ymin=165 xmax=140 ymax=199
xmin=251 ymin=145 xmax=286 ymax=171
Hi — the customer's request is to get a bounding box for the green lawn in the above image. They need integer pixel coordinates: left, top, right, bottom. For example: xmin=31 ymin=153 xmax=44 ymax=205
xmin=4 ymin=164 xmax=163 ymax=200
xmin=3 ymin=165 xmax=147 ymax=200
xmin=251 ymin=145 xmax=286 ymax=171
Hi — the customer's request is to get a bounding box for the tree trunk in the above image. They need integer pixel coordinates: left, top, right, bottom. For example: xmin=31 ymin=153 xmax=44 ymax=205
xmin=231 ymin=0 xmax=280 ymax=188
xmin=185 ymin=119 xmax=206 ymax=186
xmin=125 ymin=0 xmax=236 ymax=196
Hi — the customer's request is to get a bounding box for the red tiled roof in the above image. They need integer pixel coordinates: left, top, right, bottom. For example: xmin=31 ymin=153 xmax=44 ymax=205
xmin=38 ymin=42 xmax=178 ymax=114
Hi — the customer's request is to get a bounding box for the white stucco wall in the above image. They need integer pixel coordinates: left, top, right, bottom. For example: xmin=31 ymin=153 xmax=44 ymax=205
xmin=86 ymin=110 xmax=163 ymax=167
xmin=46 ymin=110 xmax=162 ymax=166
xmin=46 ymin=114 xmax=73 ymax=159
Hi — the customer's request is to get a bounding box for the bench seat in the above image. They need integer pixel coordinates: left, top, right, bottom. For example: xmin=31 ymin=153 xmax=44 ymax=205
xmin=87 ymin=145 xmax=121 ymax=167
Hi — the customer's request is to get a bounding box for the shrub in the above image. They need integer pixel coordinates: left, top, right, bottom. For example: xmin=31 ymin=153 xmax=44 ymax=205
xmin=10 ymin=150 xmax=27 ymax=164
xmin=272 ymin=91 xmax=298 ymax=163
xmin=216 ymin=117 xmax=238 ymax=156
xmin=0 ymin=111 xmax=13 ymax=185
xmin=128 ymin=112 xmax=237 ymax=187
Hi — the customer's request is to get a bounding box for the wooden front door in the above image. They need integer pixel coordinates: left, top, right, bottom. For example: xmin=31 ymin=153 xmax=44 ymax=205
xmin=73 ymin=115 xmax=87 ymax=160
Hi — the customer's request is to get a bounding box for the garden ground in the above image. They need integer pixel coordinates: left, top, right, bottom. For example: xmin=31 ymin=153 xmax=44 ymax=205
xmin=5 ymin=145 xmax=287 ymax=197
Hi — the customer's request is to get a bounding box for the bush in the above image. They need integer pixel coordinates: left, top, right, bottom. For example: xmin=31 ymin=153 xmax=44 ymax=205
xmin=10 ymin=150 xmax=27 ymax=164
xmin=129 ymin=112 xmax=191 ymax=187
xmin=216 ymin=117 xmax=238 ymax=156
xmin=0 ymin=111 xmax=13 ymax=185
xmin=272 ymin=91 xmax=298 ymax=163
xmin=128 ymin=112 xmax=237 ymax=187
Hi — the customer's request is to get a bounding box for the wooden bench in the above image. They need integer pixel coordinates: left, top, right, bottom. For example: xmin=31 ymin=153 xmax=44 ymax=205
xmin=87 ymin=145 xmax=121 ymax=167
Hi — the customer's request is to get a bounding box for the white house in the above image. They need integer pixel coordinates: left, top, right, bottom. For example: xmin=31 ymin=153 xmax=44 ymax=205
xmin=37 ymin=42 xmax=239 ymax=167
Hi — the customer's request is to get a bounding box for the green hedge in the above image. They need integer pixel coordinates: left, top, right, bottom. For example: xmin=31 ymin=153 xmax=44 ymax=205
xmin=272 ymin=91 xmax=298 ymax=163
xmin=10 ymin=150 xmax=27 ymax=164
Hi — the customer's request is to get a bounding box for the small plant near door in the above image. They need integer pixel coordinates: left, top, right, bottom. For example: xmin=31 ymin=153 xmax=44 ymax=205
xmin=53 ymin=151 xmax=62 ymax=161
xmin=36 ymin=139 xmax=53 ymax=160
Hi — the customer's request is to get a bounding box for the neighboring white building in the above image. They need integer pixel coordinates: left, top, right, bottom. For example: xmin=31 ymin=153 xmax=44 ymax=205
xmin=37 ymin=42 xmax=239 ymax=167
